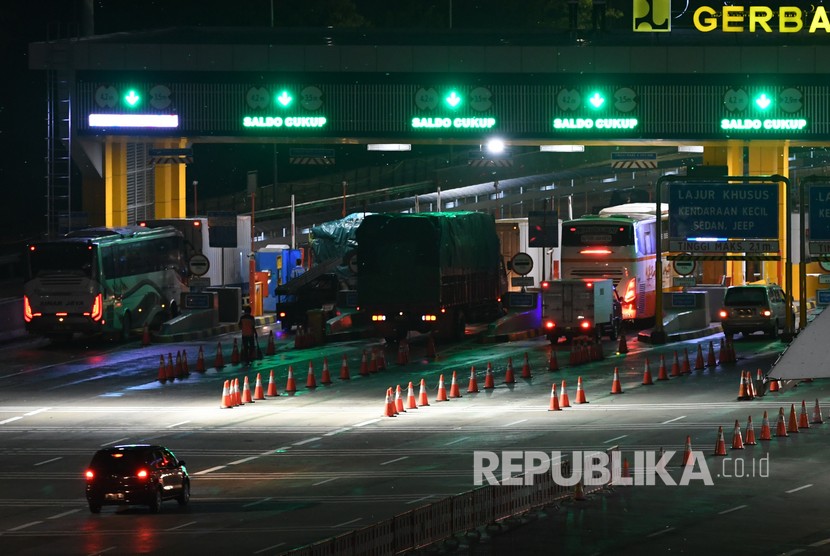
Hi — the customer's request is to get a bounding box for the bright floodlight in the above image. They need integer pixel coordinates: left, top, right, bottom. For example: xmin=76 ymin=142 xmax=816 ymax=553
xmin=540 ymin=145 xmax=585 ymax=152
xmin=367 ymin=144 xmax=412 ymax=151
xmin=486 ymin=138 xmax=506 ymax=154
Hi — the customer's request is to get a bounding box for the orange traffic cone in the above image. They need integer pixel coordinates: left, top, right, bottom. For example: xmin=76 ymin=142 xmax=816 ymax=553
xmin=759 ymin=410 xmax=772 ymax=440
xmin=657 ymin=354 xmax=669 ymax=381
xmin=157 ymin=355 xmax=167 ymax=384
xmin=744 ymin=415 xmax=757 ymax=445
xmin=467 ymin=366 xmax=479 ymax=394
xmin=306 ymin=362 xmax=317 ymax=389
xmin=574 ymin=376 xmax=588 ymax=404
xmin=713 ymin=426 xmax=727 ymax=456
xmin=573 ymin=479 xmax=587 ymax=502
xmin=682 ymin=435 xmax=694 ymax=466
xmin=369 ymin=349 xmax=379 ymax=373
xmin=769 ymin=377 xmax=780 ymax=392
xmin=340 ymin=354 xmax=350 ymax=380
xmin=559 ymin=380 xmax=571 ymax=408
xmin=418 ymin=378 xmax=430 ymax=406
xmin=521 ymin=352 xmax=532 ymax=379
xmin=196 ymin=346 xmax=206 ymax=373
xmin=611 ymin=367 xmax=623 ymax=394
xmin=384 ymin=388 xmax=396 ymax=418
xmin=694 ymin=344 xmax=705 ymax=370
xmin=220 ymin=380 xmax=232 ymax=408
xmin=731 ymin=419 xmax=744 ymax=449
xmin=707 ymin=341 xmax=717 ymax=368
xmin=549 ymin=350 xmax=560 ymax=372
xmin=436 ymin=374 xmax=449 ymax=401
xmin=798 ymin=400 xmax=810 ymax=430
xmin=682 ymin=348 xmax=692 ymax=374
xmin=737 ymin=371 xmax=749 ymax=400
xmin=359 ymin=350 xmax=369 ymax=376
xmin=670 ymin=351 xmax=681 ymax=377
xmin=787 ymin=404 xmax=799 ymax=433
xmin=142 ymin=323 xmax=151 ymax=346
xmin=395 ymin=385 xmax=406 ymax=413
xmin=617 ymin=332 xmax=628 ymax=354
xmin=174 ymin=351 xmax=184 ymax=380
xmin=232 ymin=378 xmax=241 ymax=406
xmin=621 ymin=458 xmax=631 ymax=480
xmin=484 ymin=362 xmax=495 ymax=389
xmin=231 ymin=338 xmax=240 ymax=365
xmin=253 ymin=373 xmax=265 ymax=400
xmin=166 ymin=353 xmax=175 ymax=382
xmin=642 ymin=358 xmax=654 ymax=385
xmin=406 ymin=381 xmax=418 ymax=409
xmin=548 ymin=383 xmax=561 ymax=411
xmin=285 ymin=366 xmax=297 ymax=394
xmin=182 ymin=350 xmax=190 ymax=377
xmin=449 ymin=371 xmax=462 ymax=398
xmin=265 ymin=330 xmax=275 ymax=356
xmin=776 ymin=407 xmax=789 ymax=437
xmin=214 ymin=341 xmax=225 ymax=368
xmin=267 ymin=369 xmax=279 ymax=397
xmin=397 ymin=341 xmax=407 ymax=366
xmin=812 ymin=399 xmax=825 ymax=424
xmin=320 ymin=358 xmax=332 ymax=385
xmin=504 ymin=358 xmax=516 ymax=384
xmin=746 ymin=371 xmax=757 ymax=400
xmin=241 ymin=376 xmax=254 ymax=404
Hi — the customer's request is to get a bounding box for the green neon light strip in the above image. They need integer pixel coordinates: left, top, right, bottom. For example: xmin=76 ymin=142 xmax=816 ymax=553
xmin=552 ymin=118 xmax=638 ymax=130
xmin=411 ymin=117 xmax=496 ymax=129
xmin=243 ymin=116 xmax=327 ymax=128
xmin=720 ymin=118 xmax=807 ymax=130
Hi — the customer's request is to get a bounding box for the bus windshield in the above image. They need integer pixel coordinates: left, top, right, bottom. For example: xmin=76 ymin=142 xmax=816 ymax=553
xmin=562 ymin=223 xmax=634 ymax=247
xmin=27 ymin=243 xmax=95 ymax=279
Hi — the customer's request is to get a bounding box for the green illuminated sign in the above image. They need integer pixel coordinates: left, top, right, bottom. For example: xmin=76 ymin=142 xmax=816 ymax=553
xmin=587 ymin=92 xmax=606 ymax=109
xmin=720 ymin=118 xmax=807 ymax=131
xmin=411 ymin=117 xmax=496 ymax=129
xmin=445 ymin=91 xmax=462 ymax=108
xmin=552 ymin=118 xmax=638 ymax=130
xmin=754 ymin=93 xmax=773 ymax=110
xmin=243 ymin=116 xmax=327 ymax=128
xmin=124 ymin=89 xmax=141 ymax=108
xmin=276 ymin=91 xmax=293 ymax=107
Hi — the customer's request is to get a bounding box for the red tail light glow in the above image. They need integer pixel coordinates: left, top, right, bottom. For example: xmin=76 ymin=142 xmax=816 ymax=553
xmin=580 ymin=320 xmax=591 ymax=330
xmin=85 ymin=470 xmax=94 ymax=480
xmin=762 ymin=309 xmax=772 ymax=317
xmin=544 ymin=320 xmax=555 ymax=330
xmin=137 ymin=469 xmax=148 ymax=479
xmin=23 ymin=296 xmax=33 ymax=322
xmin=580 ymin=248 xmax=612 ymax=255
xmin=718 ymin=310 xmax=728 ymax=319
xmin=90 ymin=294 xmax=103 ymax=321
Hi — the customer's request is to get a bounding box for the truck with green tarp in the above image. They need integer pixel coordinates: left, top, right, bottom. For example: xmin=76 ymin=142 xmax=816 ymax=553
xmin=356 ymin=211 xmax=506 ymax=341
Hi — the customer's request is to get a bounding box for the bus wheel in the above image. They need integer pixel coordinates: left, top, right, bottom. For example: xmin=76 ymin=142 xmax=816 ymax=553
xmin=121 ymin=312 xmax=132 ymax=342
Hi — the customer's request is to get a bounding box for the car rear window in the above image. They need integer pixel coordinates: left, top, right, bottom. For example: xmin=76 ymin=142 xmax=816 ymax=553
xmin=90 ymin=450 xmax=149 ymax=472
xmin=724 ymin=288 xmax=766 ymax=306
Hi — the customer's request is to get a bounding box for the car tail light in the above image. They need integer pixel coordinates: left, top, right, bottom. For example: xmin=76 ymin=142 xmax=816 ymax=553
xmin=278 ymin=311 xmax=286 ymax=318
xmin=137 ymin=469 xmax=148 ymax=479
xmin=90 ymin=294 xmax=103 ymax=322
xmin=544 ymin=320 xmax=555 ymax=330
xmin=580 ymin=320 xmax=591 ymax=330
xmin=85 ymin=470 xmax=94 ymax=480
xmin=762 ymin=309 xmax=772 ymax=317
xmin=23 ymin=296 xmax=33 ymax=322
xmin=718 ymin=309 xmax=728 ymax=319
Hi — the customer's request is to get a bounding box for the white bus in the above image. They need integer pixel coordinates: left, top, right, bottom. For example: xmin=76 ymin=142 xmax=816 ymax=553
xmin=23 ymin=226 xmax=187 ymax=341
xmin=560 ymin=203 xmax=673 ymax=322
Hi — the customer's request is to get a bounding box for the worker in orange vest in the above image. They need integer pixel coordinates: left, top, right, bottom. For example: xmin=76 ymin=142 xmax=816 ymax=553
xmin=239 ymin=306 xmax=257 ymax=364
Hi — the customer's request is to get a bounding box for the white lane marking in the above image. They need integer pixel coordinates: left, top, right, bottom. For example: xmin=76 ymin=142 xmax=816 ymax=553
xmin=332 ymin=517 xmax=362 ymax=528
xmin=785 ymin=484 xmax=813 ymax=494
xmin=242 ymin=497 xmax=272 ymax=508
xmin=165 ymin=521 xmax=197 ymax=531
xmin=0 ymin=416 xmax=23 ymax=425
xmin=166 ymin=420 xmax=191 ymax=428
xmin=101 ymin=437 xmax=129 ymax=447
xmin=604 ymin=435 xmax=628 ymax=443
xmin=444 ymin=437 xmax=469 ymax=446
xmin=779 ymin=550 xmax=806 ymax=556
xmin=353 ymin=418 xmax=382 ymax=427
xmin=276 ymin=446 xmax=292 ymax=452
xmin=48 ymin=509 xmax=81 ymax=519
xmin=503 ymin=419 xmax=528 ymax=427
xmin=194 ymin=465 xmax=226 ymax=475
xmin=293 ymin=437 xmax=321 ymax=446
xmin=88 ymin=546 xmax=118 ymax=555
xmin=324 ymin=427 xmax=352 ymax=437
xmin=380 ymin=456 xmax=409 ymax=466
xmin=406 ymin=495 xmax=434 ymax=505
xmin=646 ymin=526 xmax=676 ymax=538
xmin=718 ymin=505 xmax=747 ymax=515
xmin=254 ymin=543 xmax=286 ymax=554
xmin=23 ymin=408 xmax=51 ymax=417
xmin=34 ymin=457 xmax=63 ymax=466
xmin=8 ymin=521 xmax=42 ymax=531
xmin=229 ymin=456 xmax=258 ymax=465
xmin=809 ymin=538 xmax=830 ymax=547
xmin=312 ymin=478 xmax=338 ymax=486
xmin=661 ymin=416 xmax=686 ymax=425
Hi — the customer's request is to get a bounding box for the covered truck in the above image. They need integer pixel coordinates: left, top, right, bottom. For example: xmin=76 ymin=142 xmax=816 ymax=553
xmin=541 ymin=279 xmax=621 ymax=343
xmin=357 ymin=211 xmax=506 ymax=341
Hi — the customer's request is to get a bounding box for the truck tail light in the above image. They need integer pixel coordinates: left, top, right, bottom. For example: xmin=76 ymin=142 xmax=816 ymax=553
xmin=90 ymin=294 xmax=103 ymax=321
xmin=23 ymin=295 xmax=33 ymax=322
xmin=544 ymin=320 xmax=555 ymax=330
xmin=580 ymin=320 xmax=592 ymax=330
xmin=718 ymin=309 xmax=728 ymax=319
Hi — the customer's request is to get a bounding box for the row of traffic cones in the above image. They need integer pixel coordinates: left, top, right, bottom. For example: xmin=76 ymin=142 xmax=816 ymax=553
xmin=157 ymin=350 xmax=198 ymax=383
xmin=711 ymin=401 xmax=825 ymax=455
xmin=293 ymin=326 xmax=320 ymax=349
xmin=640 ymin=350 xmax=694 ymax=385
xmin=568 ymin=337 xmax=604 ymax=366
xmin=220 ymin=371 xmax=281 ymax=408
xmin=692 ymin=339 xmax=735 ymax=371
xmin=547 ymin=377 xmax=589 ymax=410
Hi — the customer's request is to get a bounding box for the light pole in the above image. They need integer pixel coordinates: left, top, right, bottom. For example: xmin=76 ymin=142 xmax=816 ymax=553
xmin=191 ymin=180 xmax=198 ymax=217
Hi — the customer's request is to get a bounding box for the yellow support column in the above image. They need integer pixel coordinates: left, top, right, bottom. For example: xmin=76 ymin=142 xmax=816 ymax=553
xmin=702 ymin=142 xmax=746 ymax=285
xmin=153 ymin=140 xmax=188 ymax=219
xmin=103 ymin=139 xmax=128 ymax=227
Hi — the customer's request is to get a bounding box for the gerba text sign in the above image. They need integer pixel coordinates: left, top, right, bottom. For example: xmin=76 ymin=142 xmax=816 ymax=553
xmin=669 ymin=183 xmax=779 ymax=240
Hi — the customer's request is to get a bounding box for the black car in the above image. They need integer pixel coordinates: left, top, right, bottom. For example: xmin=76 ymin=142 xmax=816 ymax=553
xmin=85 ymin=444 xmax=190 ymax=513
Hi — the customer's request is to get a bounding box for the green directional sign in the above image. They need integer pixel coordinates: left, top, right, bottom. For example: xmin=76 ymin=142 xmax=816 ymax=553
xmin=123 ymin=89 xmax=141 ymax=108
xmin=276 ymin=90 xmax=293 ymax=107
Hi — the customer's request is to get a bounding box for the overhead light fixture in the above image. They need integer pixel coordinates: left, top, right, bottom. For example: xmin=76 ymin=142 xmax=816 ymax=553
xmin=88 ymin=114 xmax=179 ymax=128
xmin=486 ymin=138 xmax=506 ymax=154
xmin=678 ymin=146 xmax=704 ymax=153
xmin=540 ymin=145 xmax=585 ymax=152
xmin=367 ymin=144 xmax=412 ymax=151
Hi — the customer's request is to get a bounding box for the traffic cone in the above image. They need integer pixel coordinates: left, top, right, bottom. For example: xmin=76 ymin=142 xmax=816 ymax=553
xmin=196 ymin=346 xmax=206 ymax=373
xmin=182 ymin=350 xmax=190 ymax=377
xmin=174 ymin=351 xmax=184 ymax=380
xmin=811 ymin=399 xmax=825 ymax=424
xmin=395 ymin=385 xmax=406 ymax=413
xmin=285 ymin=366 xmax=297 ymax=394
xmin=369 ymin=349 xmax=378 ymax=373
xmin=266 ymin=369 xmax=279 ymax=397
xmin=621 ymin=458 xmax=631 ymax=480
xmin=670 ymin=351 xmax=681 ymax=377
xmin=694 ymin=344 xmax=705 ymax=370
xmin=426 ymin=332 xmax=437 ymax=359
xmin=745 ymin=415 xmax=757 ymax=445
xmin=737 ymin=371 xmax=749 ymax=400
xmin=769 ymin=377 xmax=780 ymax=392
xmin=730 ymin=419 xmax=744 ymax=449
xmin=265 ymin=330 xmax=275 ymax=356
xmin=574 ymin=376 xmax=588 ymax=404
xmin=707 ymin=341 xmax=717 ymax=368
xmin=467 ymin=366 xmax=479 ymax=393
xmin=776 ymin=407 xmax=788 ymax=437
xmin=573 ymin=479 xmax=586 ymax=501
xmin=384 ymin=388 xmax=396 ymax=417
xmin=682 ymin=348 xmax=692 ymax=374
xmin=142 ymin=323 xmax=151 ymax=346
xmin=436 ymin=374 xmax=449 ymax=401
xmin=220 ymin=380 xmax=232 ymax=408
xmin=559 ymin=380 xmax=571 ymax=408
xmin=252 ymin=372 xmax=265 ymax=400
xmin=682 ymin=435 xmax=694 ymax=466
xmin=718 ymin=338 xmax=725 ymax=366
xmin=449 ymin=371 xmax=462 ymax=398
xmin=610 ymin=367 xmax=623 ymax=394
xmin=320 ymin=358 xmax=332 ymax=385
xmin=232 ymin=378 xmax=241 ymax=406
xmin=798 ymin=400 xmax=810 ymax=429
xmin=406 ymin=382 xmax=418 ymax=409
xmin=787 ymin=404 xmax=799 ymax=433
xmin=359 ymin=350 xmax=369 ymax=376
xmin=397 ymin=342 xmax=407 ymax=366
xmin=166 ymin=353 xmax=175 ymax=382
xmin=760 ymin=410 xmax=772 ymax=440
xmin=642 ymin=358 xmax=654 ymax=385
xmin=242 ymin=376 xmax=254 ymax=404
xmin=231 ymin=338 xmax=240 ymax=365
xmin=713 ymin=426 xmax=727 ymax=456
xmin=157 ymin=355 xmax=167 ymax=384
xmin=340 ymin=354 xmax=350 ymax=380
xmin=504 ymin=358 xmax=516 ymax=384
xmin=617 ymin=332 xmax=628 ymax=354
xmin=548 ymin=350 xmax=559 ymax=372
xmin=214 ymin=341 xmax=225 ymax=368
xmin=418 ymin=378 xmax=430 ymax=406
xmin=306 ymin=362 xmax=317 ymax=389
xmin=484 ymin=363 xmax=495 ymax=389
xmin=548 ymin=383 xmax=561 ymax=411
xmin=657 ymin=354 xmax=669 ymax=381
xmin=521 ymin=352 xmax=532 ymax=379
xmin=746 ymin=371 xmax=756 ymax=400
